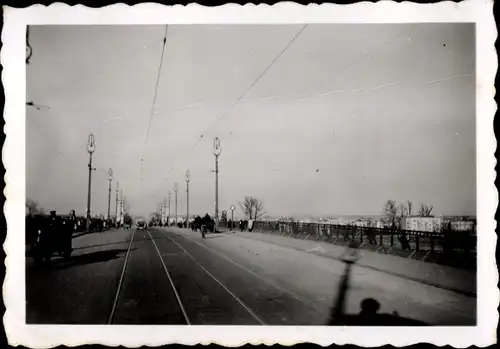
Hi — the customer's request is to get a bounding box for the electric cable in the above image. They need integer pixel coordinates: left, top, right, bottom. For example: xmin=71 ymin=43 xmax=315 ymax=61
xmin=140 ymin=25 xmax=169 ymax=181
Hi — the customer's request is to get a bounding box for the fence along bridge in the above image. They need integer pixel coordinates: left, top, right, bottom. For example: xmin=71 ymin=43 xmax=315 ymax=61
xmin=252 ymin=221 xmax=476 ymax=271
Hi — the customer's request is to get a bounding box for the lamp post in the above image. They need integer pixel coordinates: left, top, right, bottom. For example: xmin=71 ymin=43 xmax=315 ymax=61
xmin=86 ymin=134 xmax=96 ymax=233
xmin=107 ymin=168 xmax=113 ymax=220
xmin=115 ymin=182 xmax=119 ymax=223
xmin=230 ymin=205 xmax=235 ymax=231
xmin=168 ymin=190 xmax=171 ymax=225
xmin=174 ymin=183 xmax=178 ymax=225
xmin=122 ymin=195 xmax=126 ymax=223
xmin=119 ymin=189 xmax=124 ymax=228
xmin=185 ymin=170 xmax=190 ymax=228
xmin=163 ymin=197 xmax=167 ymax=225
xmin=213 ymin=137 xmax=221 ymax=229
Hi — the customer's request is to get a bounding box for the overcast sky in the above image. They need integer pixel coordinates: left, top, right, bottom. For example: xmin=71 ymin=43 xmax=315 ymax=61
xmin=26 ymin=24 xmax=475 ymax=219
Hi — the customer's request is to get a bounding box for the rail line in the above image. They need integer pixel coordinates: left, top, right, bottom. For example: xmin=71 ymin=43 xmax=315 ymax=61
xmin=108 ymin=229 xmax=136 ymax=325
xmin=167 ymin=230 xmax=323 ymax=314
xmin=166 ymin=235 xmax=266 ymax=325
xmin=147 ymin=230 xmax=191 ymax=325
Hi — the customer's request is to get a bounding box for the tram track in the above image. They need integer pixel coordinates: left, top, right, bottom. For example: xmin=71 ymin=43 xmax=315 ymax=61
xmin=148 ymin=229 xmax=265 ymax=325
xmin=148 ymin=230 xmax=191 ymax=325
xmin=26 ymin=226 xmax=476 ymax=326
xmin=159 ymin=229 xmax=326 ymax=325
xmin=170 ymin=230 xmax=323 ymax=313
xmin=108 ymin=227 xmax=264 ymax=325
xmin=166 ymin=235 xmax=266 ymax=325
xmin=108 ymin=229 xmax=136 ymax=325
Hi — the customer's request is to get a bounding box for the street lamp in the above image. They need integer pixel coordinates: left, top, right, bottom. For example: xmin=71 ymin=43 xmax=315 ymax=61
xmin=168 ymin=190 xmax=171 ymax=225
xmin=120 ymin=189 xmax=124 ymax=227
xmin=115 ymin=182 xmax=119 ymax=223
xmin=185 ymin=170 xmax=190 ymax=228
xmin=230 ymin=205 xmax=235 ymax=231
xmin=86 ymin=133 xmax=96 ymax=233
xmin=107 ymin=168 xmax=113 ymax=220
xmin=174 ymin=182 xmax=178 ymax=225
xmin=213 ymin=137 xmax=222 ymax=230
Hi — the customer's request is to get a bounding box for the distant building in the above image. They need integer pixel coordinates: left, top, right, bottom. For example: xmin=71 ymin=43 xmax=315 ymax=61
xmin=401 ymin=216 xmax=443 ymax=232
xmin=353 ymin=220 xmax=369 ymax=227
xmin=449 ymin=220 xmax=475 ymax=232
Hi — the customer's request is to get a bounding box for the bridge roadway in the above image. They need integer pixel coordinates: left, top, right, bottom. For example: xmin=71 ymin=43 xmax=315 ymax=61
xmin=26 ymin=227 xmax=476 ymax=325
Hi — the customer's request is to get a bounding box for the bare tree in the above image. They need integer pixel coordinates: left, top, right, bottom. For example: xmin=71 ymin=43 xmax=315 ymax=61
xmin=383 ymin=200 xmax=397 ymax=228
xmin=397 ymin=203 xmax=408 ymax=218
xmin=150 ymin=211 xmax=161 ymax=224
xmin=407 ymin=200 xmax=413 ymax=216
xmin=418 ymin=204 xmax=434 ymax=217
xmin=239 ymin=196 xmax=265 ymax=220
xmin=26 ymin=198 xmax=42 ymax=215
xmin=253 ymin=199 xmax=264 ymax=220
xmin=239 ymin=197 xmax=253 ymax=219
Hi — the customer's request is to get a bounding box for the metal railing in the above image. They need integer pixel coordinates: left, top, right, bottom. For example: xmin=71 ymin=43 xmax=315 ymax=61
xmin=252 ymin=221 xmax=476 ymax=270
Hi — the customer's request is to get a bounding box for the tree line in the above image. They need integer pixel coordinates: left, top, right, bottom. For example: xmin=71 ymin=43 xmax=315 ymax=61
xmin=383 ymin=200 xmax=434 ymax=227
xmin=26 ymin=197 xmax=133 ymax=225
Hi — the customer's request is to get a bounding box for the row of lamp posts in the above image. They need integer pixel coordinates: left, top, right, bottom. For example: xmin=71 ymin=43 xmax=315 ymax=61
xmin=85 ymin=133 xmax=123 ymax=234
xmin=86 ymin=133 xmax=228 ymax=232
xmin=164 ymin=137 xmax=225 ymax=230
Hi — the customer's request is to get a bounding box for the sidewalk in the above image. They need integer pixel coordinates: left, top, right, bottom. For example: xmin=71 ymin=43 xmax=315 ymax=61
xmin=234 ymin=231 xmax=476 ymax=297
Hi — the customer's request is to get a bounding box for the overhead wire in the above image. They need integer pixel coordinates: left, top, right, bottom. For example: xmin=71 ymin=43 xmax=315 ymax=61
xmin=190 ymin=24 xmax=309 ymax=152
xmin=183 ymin=27 xmax=401 ymax=170
xmin=148 ymin=25 xmax=445 ymax=195
xmin=160 ymin=24 xmax=309 ymax=182
xmin=140 ymin=25 xmax=169 ymax=181
xmin=164 ymin=23 xmax=398 ymax=179
xmin=49 ymin=36 xmax=167 ymax=99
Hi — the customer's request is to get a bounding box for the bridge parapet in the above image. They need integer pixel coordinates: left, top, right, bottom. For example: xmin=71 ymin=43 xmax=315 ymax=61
xmin=253 ymin=221 xmax=476 ymax=271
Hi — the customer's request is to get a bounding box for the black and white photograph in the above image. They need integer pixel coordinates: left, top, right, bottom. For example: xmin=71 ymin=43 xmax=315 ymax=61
xmin=2 ymin=2 xmax=497 ymax=347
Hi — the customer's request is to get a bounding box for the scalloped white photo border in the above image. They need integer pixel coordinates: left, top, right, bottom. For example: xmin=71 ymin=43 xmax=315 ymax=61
xmin=2 ymin=1 xmax=498 ymax=347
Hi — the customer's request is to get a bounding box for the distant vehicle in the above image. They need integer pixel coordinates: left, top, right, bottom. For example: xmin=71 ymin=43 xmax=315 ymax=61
xmin=137 ymin=220 xmax=147 ymax=230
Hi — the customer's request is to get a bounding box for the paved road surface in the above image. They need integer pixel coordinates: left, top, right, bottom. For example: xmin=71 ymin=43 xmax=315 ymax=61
xmin=26 ymin=227 xmax=475 ymax=325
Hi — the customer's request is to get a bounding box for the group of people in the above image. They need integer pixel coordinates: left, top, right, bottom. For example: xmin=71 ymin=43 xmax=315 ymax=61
xmin=26 ymin=210 xmax=119 ymax=262
xmin=226 ymin=219 xmax=254 ymax=232
xmin=186 ymin=216 xmax=255 ymax=233
xmin=26 ymin=210 xmax=78 ymax=262
xmin=190 ymin=214 xmax=215 ymax=233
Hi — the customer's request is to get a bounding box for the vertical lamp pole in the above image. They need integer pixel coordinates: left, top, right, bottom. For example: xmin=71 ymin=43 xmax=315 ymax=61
xmin=86 ymin=133 xmax=96 ymax=233
xmin=185 ymin=170 xmax=190 ymax=228
xmin=119 ymin=189 xmax=124 ymax=228
xmin=230 ymin=205 xmax=235 ymax=231
xmin=213 ymin=137 xmax=222 ymax=229
xmin=163 ymin=197 xmax=167 ymax=225
xmin=168 ymin=190 xmax=171 ymax=225
xmin=107 ymin=168 xmax=113 ymax=220
xmin=174 ymin=183 xmax=178 ymax=225
xmin=122 ymin=195 xmax=126 ymax=226
xmin=115 ymin=182 xmax=119 ymax=223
